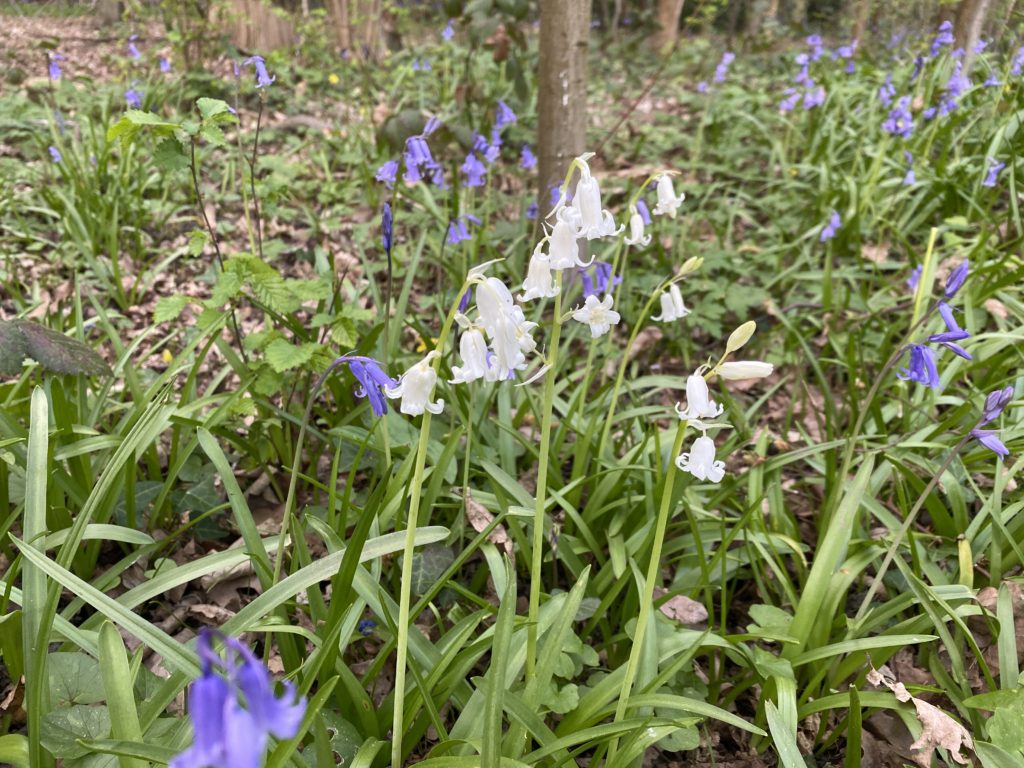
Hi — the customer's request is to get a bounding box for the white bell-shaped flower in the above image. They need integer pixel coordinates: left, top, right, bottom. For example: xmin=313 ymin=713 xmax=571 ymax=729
xmin=475 ymin=278 xmax=528 ymax=379
xmin=651 ymin=284 xmax=689 ymax=322
xmin=715 ymin=361 xmax=774 ymax=380
xmin=675 ymin=374 xmax=723 ymax=422
xmin=653 ymin=174 xmax=685 ymax=218
xmin=624 ymin=207 xmax=651 ymax=247
xmin=386 ymin=351 xmax=444 ymax=415
xmin=449 ymin=328 xmax=494 ymax=384
xmin=519 ymin=246 xmax=560 ymax=301
xmin=543 ymin=215 xmax=593 ymax=270
xmin=675 ymin=433 xmax=725 ymax=483
xmin=571 ymin=294 xmax=621 ymax=338
xmin=570 ymin=159 xmax=623 ymax=240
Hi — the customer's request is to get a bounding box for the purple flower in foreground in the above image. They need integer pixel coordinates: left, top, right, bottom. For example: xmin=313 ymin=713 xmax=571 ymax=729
xmin=442 ymin=20 xmax=454 ymax=41
xmin=375 ymin=159 xmax=398 ymax=188
xmin=928 ymin=302 xmax=972 ymax=360
xmin=944 ymin=260 xmax=969 ymax=299
xmin=972 ymin=386 xmax=1013 ymax=457
xmin=983 ymin=158 xmax=1005 ymax=188
xmin=404 ymin=136 xmax=435 ymax=183
xmin=171 ymin=630 xmax=306 ymax=768
xmin=381 ymin=202 xmax=393 ymax=257
xmin=349 ymin=358 xmax=397 ymax=417
xmin=907 ymin=265 xmax=922 ymax=291
xmin=898 ymin=344 xmax=941 ymax=388
xmin=820 ymin=210 xmax=840 ymax=242
xmin=243 ymin=55 xmax=275 ymax=88
xmin=460 ymin=152 xmax=487 ymax=187
xmin=903 ymin=151 xmax=916 ymax=186
xmin=495 ymin=100 xmax=517 ymax=129
xmin=48 ymin=53 xmax=64 ymax=81
xmin=714 ymin=51 xmax=735 ymax=83
xmin=48 ymin=146 xmax=62 ymax=163
xmin=520 ymin=144 xmax=537 ymax=170
xmin=972 ymin=428 xmax=1009 ymax=456
xmin=882 ymin=96 xmax=914 ymax=138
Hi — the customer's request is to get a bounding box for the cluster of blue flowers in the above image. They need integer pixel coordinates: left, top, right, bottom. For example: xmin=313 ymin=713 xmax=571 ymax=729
xmin=899 ymin=262 xmax=970 ymax=389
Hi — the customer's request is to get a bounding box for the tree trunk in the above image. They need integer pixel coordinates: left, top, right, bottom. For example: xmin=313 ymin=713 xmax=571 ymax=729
xmin=995 ymin=0 xmax=1018 ymax=44
xmin=215 ymin=0 xmax=296 ymax=52
xmin=954 ymin=0 xmax=993 ymax=69
xmin=851 ymin=0 xmax=872 ymax=41
xmin=95 ymin=0 xmax=120 ymax=25
xmin=651 ymin=0 xmax=685 ymax=53
xmin=781 ymin=0 xmax=807 ymax=28
xmin=326 ymin=0 xmax=384 ymax=58
xmin=537 ymin=0 xmax=592 ymax=217
xmin=745 ymin=0 xmax=778 ymax=36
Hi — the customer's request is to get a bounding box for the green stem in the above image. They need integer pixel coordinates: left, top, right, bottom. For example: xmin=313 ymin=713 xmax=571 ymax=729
xmin=609 ymin=419 xmax=688 ymax=758
xmin=526 ymin=280 xmax=563 ymax=681
xmin=391 ymin=289 xmax=465 ymax=768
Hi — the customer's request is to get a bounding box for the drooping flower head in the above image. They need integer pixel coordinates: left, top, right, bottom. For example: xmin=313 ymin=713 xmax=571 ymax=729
xmin=375 ymin=159 xmax=399 ymax=188
xmin=48 ymin=52 xmax=64 ymax=81
xmin=442 ymin=20 xmax=455 ymax=41
xmin=48 ymin=146 xmax=62 ymax=163
xmin=983 ymin=158 xmax=1006 ymax=188
xmin=927 ymin=302 xmax=972 ymax=360
xmin=160 ymin=57 xmax=172 ymax=73
xmin=124 ymin=85 xmax=143 ymax=109
xmin=676 ymin=432 xmax=725 ymax=483
xmin=127 ymin=34 xmax=142 ymax=60
xmin=675 ymin=373 xmax=724 ymax=422
xmin=820 ymin=210 xmax=841 ymax=242
xmin=930 ymin=20 xmax=955 ymax=57
xmin=624 ymin=206 xmax=651 ymax=247
xmin=972 ymin=386 xmax=1013 ymax=456
xmin=461 ymin=152 xmax=487 ymax=187
xmin=170 ymin=629 xmax=306 ymax=768
xmin=386 ymin=351 xmax=444 ymax=416
xmin=520 ymin=144 xmax=537 ymax=170
xmin=944 ymin=260 xmax=969 ymax=299
xmin=898 ymin=344 xmax=941 ymax=388
xmin=652 ymin=174 xmax=685 ymax=218
xmin=243 ymin=55 xmax=275 ymax=88
xmin=652 ymin=284 xmax=690 ymax=322
xmin=714 ymin=51 xmax=735 ymax=83
xmin=903 ymin=151 xmax=916 ymax=186
xmin=349 ymin=358 xmax=398 ymax=417
xmin=495 ymin=100 xmax=517 ymax=129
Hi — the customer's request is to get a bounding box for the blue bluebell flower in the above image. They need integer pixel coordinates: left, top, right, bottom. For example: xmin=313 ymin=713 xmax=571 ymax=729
xmin=442 ymin=20 xmax=454 ymax=41
xmin=883 ymin=96 xmax=914 ymax=138
xmin=803 ymin=85 xmax=826 ymax=109
xmin=983 ymin=158 xmax=1005 ymax=188
xmin=779 ymin=88 xmax=800 ymax=112
xmin=805 ymin=34 xmax=824 ymax=60
xmin=820 ymin=210 xmax=840 ymax=242
xmin=980 ymin=386 xmax=1014 ymax=425
xmin=243 ymin=55 xmax=275 ymax=88
xmin=907 ymin=265 xmax=922 ymax=291
xmin=974 ymin=39 xmax=989 ymax=53
xmin=160 ymin=57 xmax=172 ymax=73
xmin=520 ymin=145 xmax=537 ymax=170
xmin=457 ymin=289 xmax=472 ymax=313
xmin=898 ymin=344 xmax=941 ymax=388
xmin=636 ymin=198 xmax=651 ymax=225
xmin=404 ymin=136 xmax=435 ymax=183
xmin=357 ymin=619 xmax=376 ymax=636
xmin=48 ymin=146 xmax=62 ymax=163
xmin=412 ymin=58 xmax=431 ymax=71
xmin=124 ymin=86 xmax=143 ymax=109
xmin=460 ymin=153 xmax=486 ymax=187
xmin=447 ymin=217 xmax=471 ymax=244
xmin=526 ymin=201 xmax=538 ymax=219
xmin=714 ymin=51 xmax=735 ymax=83
xmin=972 ymin=428 xmax=1009 ymax=456
xmin=910 ymin=55 xmax=925 ymax=82
xmin=878 ymin=73 xmax=895 ymax=104
xmin=375 ymin=159 xmax=399 ymax=188
xmin=580 ymin=262 xmax=621 ymax=298
xmin=48 ymin=53 xmax=64 ymax=81
xmin=171 ymin=630 xmax=306 ymax=768
xmin=495 ymin=100 xmax=517 ymax=129
xmin=128 ymin=34 xmax=141 ymax=60
xmin=944 ymin=260 xmax=969 ymax=299
xmin=984 ymin=73 xmax=1002 ymax=87
xmin=381 ymin=202 xmax=393 ymax=257
xmin=1013 ymin=46 xmax=1024 ymax=77
xmin=928 ymin=302 xmax=972 ymax=360
xmin=930 ymin=20 xmax=954 ymax=57
xmin=903 ymin=151 xmax=916 ymax=185
xmin=349 ymin=358 xmax=397 ymax=417
xmin=696 ymin=80 xmax=708 ymax=93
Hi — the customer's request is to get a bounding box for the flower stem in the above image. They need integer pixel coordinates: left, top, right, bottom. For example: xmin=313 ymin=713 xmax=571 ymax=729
xmin=526 ymin=279 xmax=563 ymax=681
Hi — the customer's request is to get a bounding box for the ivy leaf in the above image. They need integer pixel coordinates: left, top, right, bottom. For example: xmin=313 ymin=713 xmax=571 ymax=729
xmin=154 ymin=296 xmax=191 ymax=324
xmin=48 ymin=653 xmax=105 ymax=707
xmin=0 ymin=321 xmax=110 ymax=377
xmin=410 ymin=544 xmax=455 ymax=596
xmin=265 ymin=339 xmax=320 ymax=372
xmin=153 ymin=137 xmax=189 ymax=171
xmin=0 ymin=321 xmax=28 ymax=375
xmin=40 ymin=705 xmax=110 ymax=760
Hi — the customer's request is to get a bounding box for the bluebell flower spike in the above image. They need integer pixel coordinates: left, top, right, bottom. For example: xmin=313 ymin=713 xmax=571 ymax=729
xmin=944 ymin=260 xmax=969 ymax=299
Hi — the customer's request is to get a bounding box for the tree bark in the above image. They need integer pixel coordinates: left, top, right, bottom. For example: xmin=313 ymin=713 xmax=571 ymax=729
xmin=537 ymin=0 xmax=592 ymax=217
xmin=745 ymin=0 xmax=778 ymax=36
xmin=651 ymin=0 xmax=685 ymax=53
xmin=216 ymin=0 xmax=296 ymax=52
xmin=325 ymin=0 xmax=384 ymax=58
xmin=954 ymin=0 xmax=993 ymax=69
xmin=851 ymin=0 xmax=872 ymax=41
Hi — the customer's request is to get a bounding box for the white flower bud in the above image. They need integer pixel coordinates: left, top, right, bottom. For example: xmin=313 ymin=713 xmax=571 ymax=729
xmin=715 ymin=361 xmax=774 ymax=380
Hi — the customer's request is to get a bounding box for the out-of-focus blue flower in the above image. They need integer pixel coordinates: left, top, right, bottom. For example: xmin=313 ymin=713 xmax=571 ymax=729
xmin=928 ymin=302 xmax=972 ymax=359
xmin=447 ymin=217 xmax=472 ymax=244
xmin=128 ymin=34 xmax=141 ymax=60
xmin=903 ymin=151 xmax=916 ymax=186
xmin=580 ymin=261 xmax=622 ymax=298
xmin=495 ymin=100 xmax=517 ymax=129
xmin=526 ymin=201 xmax=538 ymax=219
xmin=636 ymin=198 xmax=651 ymax=225
xmin=160 ymin=57 xmax=172 ymax=73
xmin=412 ymin=57 xmax=431 ymax=71
xmin=428 ymin=162 xmax=446 ymax=189
xmin=549 ymin=184 xmax=571 ymax=209
xmin=170 ymin=629 xmax=306 ymax=768
xmin=878 ymin=73 xmax=895 ymax=105
xmin=243 ymin=55 xmax=275 ymax=88
xmin=48 ymin=146 xmax=62 ymax=163
xmin=944 ymin=260 xmax=969 ymax=299
xmin=883 ymin=96 xmax=914 ymax=138
xmin=972 ymin=428 xmax=1009 ymax=456
xmin=696 ymin=80 xmax=708 ymax=93
xmin=714 ymin=51 xmax=735 ymax=83
xmin=779 ymin=87 xmax=800 ymax=112
xmin=357 ymin=619 xmax=376 ymax=636
xmin=984 ymin=73 xmax=1002 ymax=87
xmin=349 ymin=358 xmax=397 ymax=417
xmin=930 ymin=20 xmax=954 ymax=57
xmin=457 ymin=289 xmax=471 ymax=313
xmin=124 ymin=86 xmax=143 ymax=109
xmin=442 ymin=20 xmax=454 ymax=41
xmin=907 ymin=265 xmax=922 ymax=290
xmin=946 ymin=61 xmax=970 ymax=98
xmin=48 ymin=53 xmax=64 ymax=81
xmin=974 ymin=39 xmax=989 ymax=54
xmin=983 ymin=158 xmax=1005 ymax=188
xmin=1012 ymin=46 xmax=1024 ymax=77
xmin=381 ymin=202 xmax=393 ymax=257
xmin=376 ymin=159 xmax=398 ymax=188
xmin=803 ymin=85 xmax=826 ymax=109
xmin=898 ymin=344 xmax=941 ymax=388
xmin=910 ymin=55 xmax=925 ymax=82
xmin=952 ymin=47 xmax=965 ymax=59
xmin=520 ymin=144 xmax=537 ymax=170
xmin=460 ymin=152 xmax=487 ymax=187
xmin=820 ymin=210 xmax=840 ymax=242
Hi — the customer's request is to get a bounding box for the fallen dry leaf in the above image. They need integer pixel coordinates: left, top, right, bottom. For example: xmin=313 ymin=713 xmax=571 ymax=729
xmin=653 ymin=586 xmax=708 ymax=624
xmin=464 ymin=491 xmax=513 ymax=555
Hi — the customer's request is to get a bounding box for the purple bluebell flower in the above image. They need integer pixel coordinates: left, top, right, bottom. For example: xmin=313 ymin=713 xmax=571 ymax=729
xmin=835 ymin=42 xmax=856 ymax=60
xmin=495 ymin=100 xmax=517 ymax=129
xmin=984 ymin=73 xmax=1002 ymax=87
xmin=952 ymin=47 xmax=965 ymax=59
xmin=460 ymin=153 xmax=487 ymax=187
xmin=427 ymin=162 xmax=446 ymax=189
xmin=903 ymin=151 xmax=916 ymax=186
xmin=696 ymin=80 xmax=708 ymax=93
xmin=636 ymin=198 xmax=651 ymax=225
xmin=160 ymin=57 xmax=172 ymax=73
xmin=48 ymin=53 xmax=64 ymax=81
xmin=803 ymin=85 xmax=826 ymax=109
xmin=910 ymin=55 xmax=925 ymax=83
xmin=983 ymin=158 xmax=1005 ymax=188
xmin=883 ymin=96 xmax=914 ymax=138
xmin=974 ymin=39 xmax=989 ymax=54
xmin=171 ymin=629 xmax=306 ymax=768
xmin=381 ymin=202 xmax=393 ymax=257
xmin=485 ymin=128 xmax=502 ymax=163
xmin=930 ymin=20 xmax=954 ymax=57
xmin=898 ymin=344 xmax=941 ymax=388
xmin=928 ymin=302 xmax=972 ymax=360
xmin=243 ymin=55 xmax=275 ymax=88
xmin=980 ymin=386 xmax=1014 ymax=425
xmin=779 ymin=88 xmax=801 ymax=112
xmin=457 ymin=289 xmax=472 ymax=313
xmin=48 ymin=146 xmax=61 ymax=163
xmin=526 ymin=201 xmax=538 ymax=219
xmin=878 ymin=73 xmax=895 ymax=105
xmin=972 ymin=428 xmax=1009 ymax=456
xmin=714 ymin=51 xmax=735 ymax=83
xmin=907 ymin=265 xmax=922 ymax=290
xmin=580 ymin=261 xmax=621 ymax=298
xmin=357 ymin=619 xmax=376 ymax=636
xmin=124 ymin=86 xmax=143 ymax=109
xmin=520 ymin=144 xmax=537 ymax=170
xmin=820 ymin=210 xmax=840 ymax=242
xmin=349 ymin=358 xmax=397 ymax=417
xmin=1012 ymin=46 xmax=1024 ymax=77
xmin=447 ymin=217 xmax=472 ymax=244
xmin=549 ymin=184 xmax=572 ymax=209
xmin=946 ymin=61 xmax=970 ymax=98
xmin=442 ymin=20 xmax=454 ymax=41
xmin=806 ymin=34 xmax=823 ymax=60
xmin=375 ymin=159 xmax=398 ymax=188
xmin=944 ymin=260 xmax=969 ymax=299
xmin=845 ymin=61 xmax=856 ymax=74
xmin=404 ymin=135 xmax=435 ymax=183
xmin=412 ymin=58 xmax=431 ymax=72
xmin=127 ymin=34 xmax=141 ymax=60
